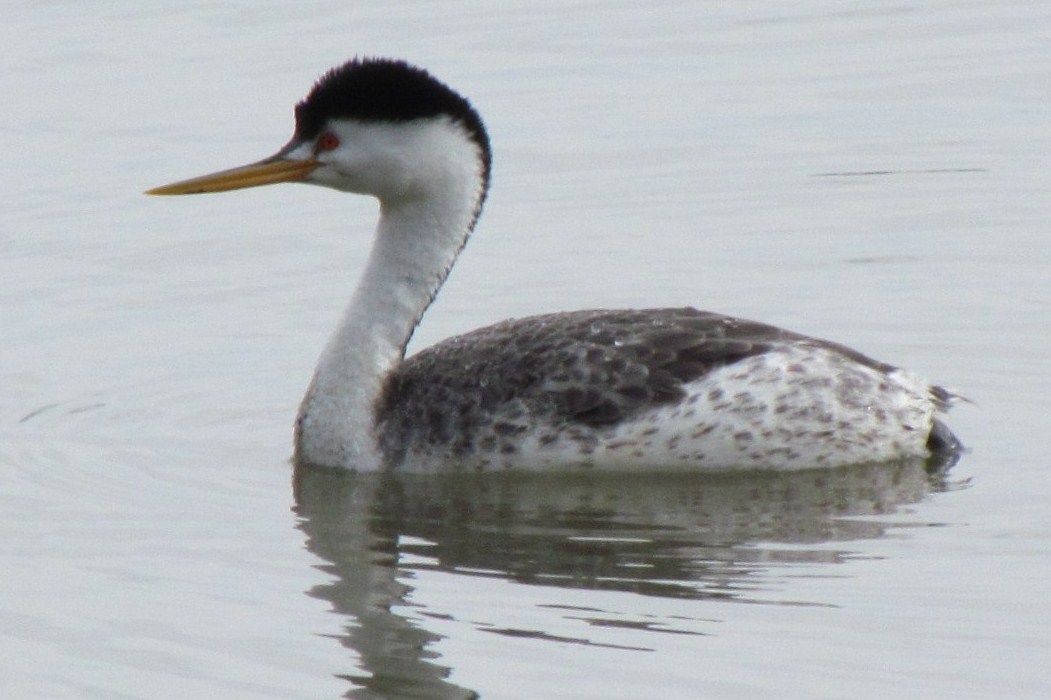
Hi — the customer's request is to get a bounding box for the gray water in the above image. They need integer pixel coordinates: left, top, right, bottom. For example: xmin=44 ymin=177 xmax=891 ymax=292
xmin=2 ymin=2 xmax=1049 ymax=698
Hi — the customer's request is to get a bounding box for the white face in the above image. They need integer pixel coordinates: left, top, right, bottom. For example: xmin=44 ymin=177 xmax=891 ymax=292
xmin=298 ymin=116 xmax=484 ymax=205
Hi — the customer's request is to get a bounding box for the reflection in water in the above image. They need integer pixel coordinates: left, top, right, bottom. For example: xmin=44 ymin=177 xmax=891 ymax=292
xmin=293 ymin=461 xmax=953 ymax=698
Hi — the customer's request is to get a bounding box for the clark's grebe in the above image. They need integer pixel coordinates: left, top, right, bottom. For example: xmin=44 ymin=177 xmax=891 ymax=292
xmin=148 ymin=57 xmax=960 ymax=472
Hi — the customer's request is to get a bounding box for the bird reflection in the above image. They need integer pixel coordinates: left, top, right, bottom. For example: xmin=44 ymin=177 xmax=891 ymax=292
xmin=293 ymin=459 xmax=955 ymax=698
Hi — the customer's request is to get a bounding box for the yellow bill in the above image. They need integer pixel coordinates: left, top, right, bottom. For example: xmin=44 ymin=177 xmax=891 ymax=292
xmin=146 ymin=156 xmax=319 ymax=195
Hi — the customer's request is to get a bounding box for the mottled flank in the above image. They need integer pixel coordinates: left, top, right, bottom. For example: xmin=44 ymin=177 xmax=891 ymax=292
xmin=375 ymin=307 xmax=958 ymax=472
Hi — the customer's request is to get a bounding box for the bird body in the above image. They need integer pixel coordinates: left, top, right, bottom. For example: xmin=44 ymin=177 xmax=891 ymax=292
xmin=374 ymin=307 xmax=950 ymax=472
xmin=148 ymin=58 xmax=960 ymax=473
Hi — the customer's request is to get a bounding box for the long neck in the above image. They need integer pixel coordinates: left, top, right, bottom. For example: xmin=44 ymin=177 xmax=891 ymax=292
xmin=295 ymin=178 xmax=482 ymax=470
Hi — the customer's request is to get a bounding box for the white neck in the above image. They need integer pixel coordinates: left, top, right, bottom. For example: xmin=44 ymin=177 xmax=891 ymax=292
xmin=294 ymin=134 xmax=484 ymax=469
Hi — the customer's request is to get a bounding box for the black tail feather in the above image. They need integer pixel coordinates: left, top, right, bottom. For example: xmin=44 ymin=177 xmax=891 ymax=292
xmin=925 ymin=418 xmax=963 ymax=474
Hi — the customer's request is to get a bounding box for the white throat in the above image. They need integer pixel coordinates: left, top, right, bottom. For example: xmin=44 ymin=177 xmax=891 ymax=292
xmin=294 ymin=119 xmax=486 ymax=469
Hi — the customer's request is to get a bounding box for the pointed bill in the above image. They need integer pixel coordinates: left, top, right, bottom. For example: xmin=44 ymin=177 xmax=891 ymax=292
xmin=146 ymin=156 xmax=319 ymax=195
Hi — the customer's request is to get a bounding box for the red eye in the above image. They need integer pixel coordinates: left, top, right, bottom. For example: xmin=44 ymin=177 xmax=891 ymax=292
xmin=316 ymin=132 xmax=340 ymax=151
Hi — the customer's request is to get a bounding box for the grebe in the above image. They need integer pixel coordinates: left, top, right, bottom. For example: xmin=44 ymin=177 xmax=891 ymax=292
xmin=148 ymin=57 xmax=960 ymax=472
